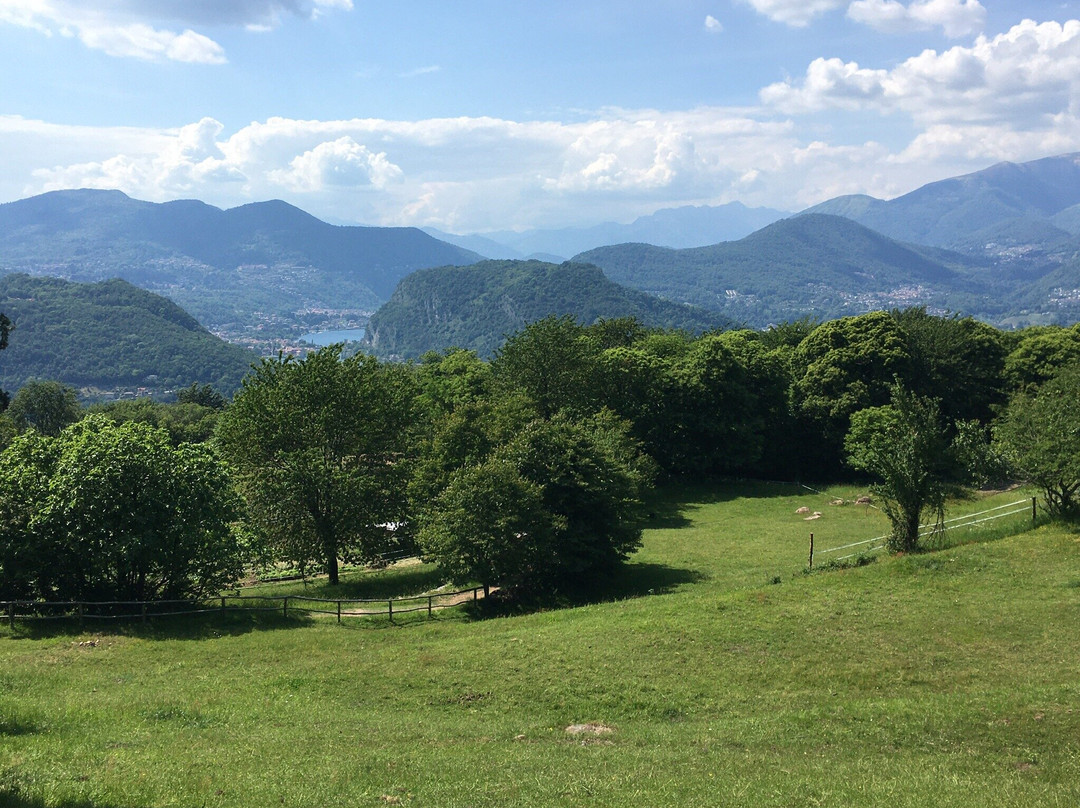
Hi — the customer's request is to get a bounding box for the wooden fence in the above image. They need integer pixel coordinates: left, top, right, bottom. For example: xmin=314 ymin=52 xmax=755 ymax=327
xmin=1 ymin=587 xmax=485 ymax=629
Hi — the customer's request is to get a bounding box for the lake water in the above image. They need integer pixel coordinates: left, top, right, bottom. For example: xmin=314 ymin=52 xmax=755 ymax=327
xmin=299 ymin=328 xmax=367 ymax=346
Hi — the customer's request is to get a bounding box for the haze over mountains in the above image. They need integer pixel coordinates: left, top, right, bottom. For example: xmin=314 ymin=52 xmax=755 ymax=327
xmin=0 ymin=189 xmax=480 ymax=348
xmin=3 ymin=152 xmax=1080 ymax=373
xmin=424 ymin=201 xmax=790 ymax=261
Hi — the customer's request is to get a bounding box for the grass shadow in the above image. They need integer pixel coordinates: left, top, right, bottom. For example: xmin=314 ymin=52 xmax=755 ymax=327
xmin=0 ymin=716 xmax=39 ymax=737
xmin=464 ymin=561 xmax=706 ymax=619
xmin=644 ymin=478 xmax=808 ymax=529
xmin=0 ymin=787 xmax=132 ymax=808
xmin=9 ymin=609 xmax=316 ymax=642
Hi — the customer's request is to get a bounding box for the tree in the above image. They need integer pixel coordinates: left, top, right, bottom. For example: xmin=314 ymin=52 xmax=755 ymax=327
xmin=8 ymin=380 xmax=81 ymax=435
xmin=1003 ymin=324 xmax=1080 ymax=394
xmin=417 ymin=410 xmax=653 ymax=597
xmin=176 ymin=382 xmax=227 ymax=410
xmin=794 ymin=311 xmax=912 ymax=473
xmin=995 ymin=367 xmax=1080 ymax=519
xmin=0 ymin=415 xmax=241 ymax=601
xmin=845 ymin=385 xmax=949 ymax=553
xmin=418 ymin=458 xmax=554 ymax=593
xmin=217 ymin=347 xmax=417 ymax=584
xmin=0 ymin=312 xmax=12 ymax=411
xmin=492 ymin=315 xmax=600 ymax=418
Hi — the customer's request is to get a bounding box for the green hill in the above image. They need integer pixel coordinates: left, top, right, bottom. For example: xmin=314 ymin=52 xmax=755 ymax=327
xmin=363 ymin=259 xmax=731 ymax=358
xmin=0 ymin=189 xmax=482 ymax=341
xmin=575 ymin=214 xmax=988 ymax=327
xmin=0 ymin=273 xmax=256 ymax=395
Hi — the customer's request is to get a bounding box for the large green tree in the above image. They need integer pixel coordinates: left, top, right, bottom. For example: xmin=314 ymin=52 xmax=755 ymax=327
xmin=845 ymin=386 xmax=949 ymax=553
xmin=995 ymin=367 xmax=1080 ymax=519
xmin=8 ymin=380 xmax=81 ymax=436
xmin=0 ymin=415 xmax=241 ymax=601
xmin=217 ymin=347 xmax=417 ymax=584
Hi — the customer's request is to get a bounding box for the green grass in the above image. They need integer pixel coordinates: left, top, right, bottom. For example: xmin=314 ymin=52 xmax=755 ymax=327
xmin=2 ymin=483 xmax=1077 ymax=807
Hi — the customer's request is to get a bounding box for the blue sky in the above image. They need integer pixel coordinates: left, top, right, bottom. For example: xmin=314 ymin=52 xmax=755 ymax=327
xmin=1 ymin=1 xmax=1079 ymax=231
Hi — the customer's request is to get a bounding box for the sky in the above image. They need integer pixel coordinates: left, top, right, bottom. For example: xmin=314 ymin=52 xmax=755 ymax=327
xmin=1 ymin=0 xmax=1080 ymax=232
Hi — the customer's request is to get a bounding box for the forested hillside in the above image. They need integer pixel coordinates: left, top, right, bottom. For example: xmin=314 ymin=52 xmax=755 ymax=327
xmin=0 ymin=274 xmax=256 ymax=394
xmin=575 ymin=214 xmax=993 ymax=327
xmin=363 ymin=259 xmax=731 ymax=358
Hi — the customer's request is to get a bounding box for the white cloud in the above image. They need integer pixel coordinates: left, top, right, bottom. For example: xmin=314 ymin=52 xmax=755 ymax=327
xmin=847 ymin=0 xmax=986 ymax=39
xmin=399 ymin=65 xmax=441 ymax=78
xmin=76 ymin=22 xmax=225 ymax=63
xmin=761 ymin=19 xmax=1080 ymax=127
xmin=705 ymin=15 xmax=723 ymax=33
xmin=269 ymin=137 xmax=404 ymax=191
xmin=737 ymin=0 xmax=846 ymax=27
xmin=0 ymin=0 xmax=352 ymax=61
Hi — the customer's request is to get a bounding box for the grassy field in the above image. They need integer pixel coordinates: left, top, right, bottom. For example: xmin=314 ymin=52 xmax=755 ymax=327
xmin=2 ymin=482 xmax=1078 ymax=807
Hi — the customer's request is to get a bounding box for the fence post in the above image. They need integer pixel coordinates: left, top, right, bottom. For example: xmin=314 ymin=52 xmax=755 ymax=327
xmin=220 ymin=596 xmax=226 ymax=615
xmin=7 ymin=601 xmax=14 ymax=630
xmin=337 ymin=600 xmax=342 ymax=624
xmin=78 ymin=602 xmax=84 ymax=628
xmin=808 ymin=533 xmax=814 ymax=570
xmin=141 ymin=602 xmax=147 ymax=624
xmin=283 ymin=597 xmax=288 ymax=619
xmin=387 ymin=599 xmax=393 ymax=623
xmin=1032 ymin=497 xmax=1037 ymax=525
xmin=473 ymin=587 xmax=478 ymax=602
xmin=428 ymin=595 xmax=433 ymax=619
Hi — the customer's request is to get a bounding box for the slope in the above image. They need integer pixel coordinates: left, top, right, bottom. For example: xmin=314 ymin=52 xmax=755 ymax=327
xmin=804 ymin=152 xmax=1080 ymax=254
xmin=0 ymin=189 xmax=482 ymax=340
xmin=363 ymin=259 xmax=730 ymax=358
xmin=0 ymin=273 xmax=257 ymax=395
xmin=575 ymin=214 xmax=985 ymax=327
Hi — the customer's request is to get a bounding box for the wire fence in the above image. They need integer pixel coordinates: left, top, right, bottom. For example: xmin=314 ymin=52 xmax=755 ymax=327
xmin=812 ymin=497 xmax=1036 ymax=566
xmin=0 ymin=586 xmax=486 ymax=629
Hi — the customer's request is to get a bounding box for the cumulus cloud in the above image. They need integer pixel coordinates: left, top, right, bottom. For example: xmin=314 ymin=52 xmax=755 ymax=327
xmin=847 ymin=0 xmax=986 ymax=38
xmin=0 ymin=0 xmax=352 ymax=61
xmin=705 ymin=15 xmax=723 ymax=33
xmin=269 ymin=137 xmax=404 ymax=190
xmin=761 ymin=19 xmax=1080 ymax=127
xmin=737 ymin=0 xmax=846 ymax=27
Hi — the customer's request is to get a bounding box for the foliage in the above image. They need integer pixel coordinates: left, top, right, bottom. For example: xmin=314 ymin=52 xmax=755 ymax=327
xmin=364 ymin=260 xmax=727 ymax=359
xmin=217 ymin=346 xmax=418 ymax=584
xmin=0 ymin=274 xmax=256 ymax=394
xmin=7 ymin=380 xmax=81 ymax=436
xmin=1003 ymin=323 xmax=1080 ymax=393
xmin=0 ymin=415 xmax=241 ymax=601
xmin=418 ymin=410 xmax=652 ymax=595
xmin=176 ymin=382 xmax=227 ymax=409
xmin=892 ymin=307 xmax=1007 ymax=424
xmin=88 ymin=397 xmax=220 ymax=444
xmin=995 ymin=366 xmax=1080 ymax=518
xmin=418 ymin=458 xmax=554 ymax=592
xmin=845 ymin=385 xmax=950 ymax=553
xmin=794 ymin=311 xmax=912 ymax=472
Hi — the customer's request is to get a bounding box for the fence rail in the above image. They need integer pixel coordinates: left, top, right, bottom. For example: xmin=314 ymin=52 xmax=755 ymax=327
xmin=812 ymin=497 xmax=1036 ymax=566
xmin=1 ymin=586 xmax=485 ymax=629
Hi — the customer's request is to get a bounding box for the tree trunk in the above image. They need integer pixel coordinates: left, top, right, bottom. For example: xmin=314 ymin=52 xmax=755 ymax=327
xmin=326 ymin=549 xmax=339 ymax=586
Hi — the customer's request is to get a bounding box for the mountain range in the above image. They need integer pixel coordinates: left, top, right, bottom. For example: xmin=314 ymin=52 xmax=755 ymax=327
xmin=4 ymin=152 xmax=1080 ymax=367
xmin=425 ymin=201 xmax=790 ymax=261
xmin=0 ymin=189 xmax=481 ymax=346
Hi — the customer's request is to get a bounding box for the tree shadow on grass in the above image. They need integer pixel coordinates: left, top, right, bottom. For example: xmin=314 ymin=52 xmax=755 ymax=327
xmin=0 ymin=786 xmax=132 ymax=808
xmin=464 ymin=561 xmax=706 ymax=619
xmin=0 ymin=715 xmax=39 ymax=737
xmin=10 ymin=609 xmax=317 ymax=642
xmin=644 ymin=478 xmax=807 ymax=529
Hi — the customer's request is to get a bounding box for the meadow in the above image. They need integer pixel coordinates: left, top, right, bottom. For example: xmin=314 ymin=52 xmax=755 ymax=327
xmin=2 ymin=482 xmax=1078 ymax=808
